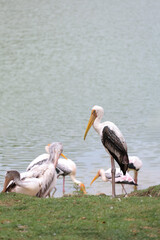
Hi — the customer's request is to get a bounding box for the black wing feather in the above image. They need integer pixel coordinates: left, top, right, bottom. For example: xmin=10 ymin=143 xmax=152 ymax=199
xmin=102 ymin=126 xmax=129 ymax=174
xmin=5 ymin=182 xmax=16 ymax=192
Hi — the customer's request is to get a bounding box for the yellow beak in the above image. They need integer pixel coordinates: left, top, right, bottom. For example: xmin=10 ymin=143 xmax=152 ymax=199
xmin=47 ymin=144 xmax=68 ymax=160
xmin=54 ymin=152 xmax=68 ymax=168
xmin=60 ymin=153 xmax=68 ymax=159
xmin=84 ymin=110 xmax=97 ymax=140
xmin=80 ymin=183 xmax=87 ymax=194
xmin=90 ymin=172 xmax=100 ymax=185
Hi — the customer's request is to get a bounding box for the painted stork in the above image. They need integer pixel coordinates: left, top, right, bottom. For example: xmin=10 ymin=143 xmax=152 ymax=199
xmin=56 ymin=158 xmax=86 ymax=195
xmin=2 ymin=142 xmax=66 ymax=197
xmin=128 ymin=156 xmax=142 ymax=190
xmin=84 ymin=105 xmax=129 ymax=197
xmin=90 ymin=167 xmax=137 ymax=195
xmin=27 ymin=146 xmax=86 ymax=195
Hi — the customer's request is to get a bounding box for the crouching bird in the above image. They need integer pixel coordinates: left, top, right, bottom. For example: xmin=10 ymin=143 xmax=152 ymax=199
xmin=84 ymin=105 xmax=129 ymax=197
xmin=2 ymin=142 xmax=67 ymax=197
xmin=90 ymin=167 xmax=137 ymax=196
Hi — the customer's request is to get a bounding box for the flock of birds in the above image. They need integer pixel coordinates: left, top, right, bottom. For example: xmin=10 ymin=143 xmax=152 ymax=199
xmin=2 ymin=105 xmax=142 ymax=198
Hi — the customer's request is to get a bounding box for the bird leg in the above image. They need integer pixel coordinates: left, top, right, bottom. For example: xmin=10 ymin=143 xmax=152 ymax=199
xmin=111 ymin=156 xmax=116 ymax=197
xmin=63 ymin=176 xmax=65 ymax=195
xmin=133 ymin=170 xmax=138 ymax=191
xmin=121 ymin=184 xmax=127 ymax=196
xmin=51 ymin=187 xmax=57 ymax=197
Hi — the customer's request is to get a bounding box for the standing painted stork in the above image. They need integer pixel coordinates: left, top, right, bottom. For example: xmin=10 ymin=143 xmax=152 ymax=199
xmin=84 ymin=105 xmax=129 ymax=197
xmin=128 ymin=156 xmax=142 ymax=189
xmin=27 ymin=146 xmax=86 ymax=195
xmin=2 ymin=142 xmax=66 ymax=197
xmin=90 ymin=168 xmax=137 ymax=196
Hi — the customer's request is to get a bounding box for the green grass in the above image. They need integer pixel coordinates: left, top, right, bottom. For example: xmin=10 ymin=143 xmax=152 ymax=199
xmin=0 ymin=185 xmax=160 ymax=240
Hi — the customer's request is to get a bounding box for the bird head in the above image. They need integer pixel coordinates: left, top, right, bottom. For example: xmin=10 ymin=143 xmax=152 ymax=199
xmin=74 ymin=182 xmax=87 ymax=194
xmin=2 ymin=170 xmax=20 ymax=192
xmin=84 ymin=108 xmax=97 ymax=140
xmin=79 ymin=183 xmax=87 ymax=194
xmin=90 ymin=170 xmax=101 ymax=185
xmin=47 ymin=143 xmax=68 ymax=167
xmin=84 ymin=105 xmax=104 ymax=140
xmin=48 ymin=142 xmax=67 ymax=167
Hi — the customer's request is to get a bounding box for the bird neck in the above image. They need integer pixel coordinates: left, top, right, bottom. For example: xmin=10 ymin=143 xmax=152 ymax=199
xmin=14 ymin=178 xmax=21 ymax=185
xmin=100 ymin=169 xmax=109 ymax=182
xmin=93 ymin=117 xmax=103 ymax=136
xmin=70 ymin=174 xmax=81 ymax=185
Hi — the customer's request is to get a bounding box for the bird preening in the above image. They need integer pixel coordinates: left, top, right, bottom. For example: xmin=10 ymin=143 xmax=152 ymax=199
xmin=1 ymin=105 xmax=142 ymax=198
xmin=2 ymin=142 xmax=68 ymax=197
xmin=2 ymin=143 xmax=86 ymax=197
xmin=27 ymin=144 xmax=86 ymax=195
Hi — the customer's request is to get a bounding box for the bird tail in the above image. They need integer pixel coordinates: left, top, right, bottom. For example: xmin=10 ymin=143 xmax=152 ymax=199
xmin=108 ymin=150 xmax=129 ymax=175
xmin=121 ymin=154 xmax=129 ymax=175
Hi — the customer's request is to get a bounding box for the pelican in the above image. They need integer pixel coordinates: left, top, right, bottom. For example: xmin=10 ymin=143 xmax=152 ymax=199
xmin=27 ymin=145 xmax=86 ymax=195
xmin=2 ymin=142 xmax=66 ymax=197
xmin=84 ymin=105 xmax=129 ymax=197
xmin=90 ymin=168 xmax=137 ymax=195
xmin=128 ymin=156 xmax=142 ymax=189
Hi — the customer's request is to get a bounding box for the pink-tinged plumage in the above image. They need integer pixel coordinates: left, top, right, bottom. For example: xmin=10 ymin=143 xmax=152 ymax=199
xmin=90 ymin=167 xmax=136 ymax=195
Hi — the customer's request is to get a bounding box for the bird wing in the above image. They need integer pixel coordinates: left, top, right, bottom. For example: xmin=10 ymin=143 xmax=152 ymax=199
xmin=101 ymin=126 xmax=129 ymax=174
xmin=26 ymin=153 xmax=49 ymax=171
xmin=6 ymin=171 xmax=43 ymax=195
xmin=21 ymin=162 xmax=56 ymax=197
xmin=13 ymin=178 xmax=42 ymax=196
xmin=56 ymin=162 xmax=72 ymax=176
xmin=105 ymin=168 xmax=122 ymax=179
xmin=35 ymin=163 xmax=56 ymax=197
xmin=115 ymin=172 xmax=137 ymax=185
xmin=5 ymin=170 xmax=39 ymax=192
xmin=128 ymin=156 xmax=142 ymax=171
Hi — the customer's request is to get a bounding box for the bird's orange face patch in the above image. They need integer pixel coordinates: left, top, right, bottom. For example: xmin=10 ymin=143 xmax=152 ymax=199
xmin=80 ymin=183 xmax=87 ymax=194
xmin=91 ymin=109 xmax=97 ymax=119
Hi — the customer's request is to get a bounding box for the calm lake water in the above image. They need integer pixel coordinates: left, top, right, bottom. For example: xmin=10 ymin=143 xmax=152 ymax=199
xmin=0 ymin=0 xmax=160 ymax=197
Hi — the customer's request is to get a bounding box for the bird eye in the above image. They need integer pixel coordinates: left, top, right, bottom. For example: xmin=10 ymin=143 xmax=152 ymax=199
xmin=92 ymin=110 xmax=97 ymax=117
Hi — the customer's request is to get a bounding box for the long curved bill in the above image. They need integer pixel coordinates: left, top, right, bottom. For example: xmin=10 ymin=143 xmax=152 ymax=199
xmin=60 ymin=153 xmax=68 ymax=159
xmin=84 ymin=110 xmax=97 ymax=140
xmin=90 ymin=172 xmax=100 ymax=185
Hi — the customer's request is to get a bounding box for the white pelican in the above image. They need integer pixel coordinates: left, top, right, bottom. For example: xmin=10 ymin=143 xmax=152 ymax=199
xmin=90 ymin=168 xmax=137 ymax=195
xmin=2 ymin=142 xmax=66 ymax=197
xmin=84 ymin=105 xmax=129 ymax=197
xmin=27 ymin=146 xmax=86 ymax=195
xmin=128 ymin=156 xmax=142 ymax=189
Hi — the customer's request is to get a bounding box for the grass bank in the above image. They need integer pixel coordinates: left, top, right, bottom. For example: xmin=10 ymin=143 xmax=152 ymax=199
xmin=0 ymin=185 xmax=160 ymax=240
